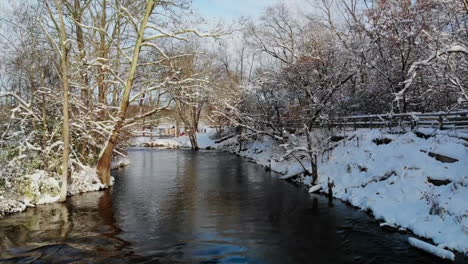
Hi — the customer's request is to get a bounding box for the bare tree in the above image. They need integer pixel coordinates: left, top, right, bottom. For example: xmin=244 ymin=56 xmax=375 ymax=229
xmin=44 ymin=0 xmax=72 ymax=201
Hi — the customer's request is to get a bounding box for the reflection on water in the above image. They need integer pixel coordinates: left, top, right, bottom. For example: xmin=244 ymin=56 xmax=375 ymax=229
xmin=0 ymin=190 xmax=146 ymax=263
xmin=0 ymin=149 xmax=465 ymax=263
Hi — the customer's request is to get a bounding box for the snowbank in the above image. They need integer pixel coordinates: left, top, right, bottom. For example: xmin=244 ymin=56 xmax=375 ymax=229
xmin=17 ymin=170 xmax=61 ymax=205
xmin=318 ymin=130 xmax=468 ymax=253
xmin=0 ymin=166 xmax=112 ymax=217
xmin=0 ymin=170 xmax=60 ymax=216
xmin=216 ymin=129 xmax=468 ymax=254
xmin=68 ymin=166 xmax=110 ymax=196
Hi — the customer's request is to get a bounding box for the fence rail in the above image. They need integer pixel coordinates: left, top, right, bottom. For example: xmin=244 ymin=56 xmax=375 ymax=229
xmin=130 ymin=110 xmax=468 ymax=138
xmin=325 ymin=110 xmax=468 ymax=130
xmin=278 ymin=111 xmax=468 ymax=131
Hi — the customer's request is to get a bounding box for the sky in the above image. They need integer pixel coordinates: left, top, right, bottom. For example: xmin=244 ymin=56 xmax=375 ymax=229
xmin=0 ymin=0 xmax=310 ymax=21
xmin=192 ymin=0 xmax=309 ymax=20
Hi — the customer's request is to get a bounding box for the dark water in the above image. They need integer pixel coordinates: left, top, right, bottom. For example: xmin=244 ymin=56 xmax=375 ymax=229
xmin=0 ymin=149 xmax=465 ymax=263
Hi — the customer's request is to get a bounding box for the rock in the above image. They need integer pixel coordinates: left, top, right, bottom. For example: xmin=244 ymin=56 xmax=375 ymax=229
xmin=331 ymin=136 xmax=346 ymax=142
xmin=380 ymin=222 xmax=398 ymax=232
xmin=414 ymin=131 xmax=432 ymax=139
xmin=420 ymin=150 xmax=459 ymax=163
xmin=427 ymin=178 xmax=452 ymax=186
xmin=372 ymin=137 xmax=392 ymax=145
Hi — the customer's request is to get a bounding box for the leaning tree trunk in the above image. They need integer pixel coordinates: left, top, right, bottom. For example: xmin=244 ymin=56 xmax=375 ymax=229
xmin=96 ymin=0 xmax=156 ymax=185
xmin=96 ymin=120 xmax=125 ymax=185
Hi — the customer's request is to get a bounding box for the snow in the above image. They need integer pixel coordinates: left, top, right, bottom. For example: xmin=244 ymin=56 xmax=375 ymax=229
xmin=408 ymin=237 xmax=455 ymax=261
xmin=19 ymin=170 xmax=60 ymax=205
xmin=131 ymin=128 xmax=217 ymax=149
xmin=315 ymin=130 xmax=468 ymax=253
xmin=68 ymin=166 xmax=109 ymax=196
xmin=308 ymin=185 xmax=322 ymax=193
xmin=0 ymin=197 xmax=28 ymax=215
xmin=380 ymin=222 xmax=398 ymax=229
xmin=36 ymin=177 xmax=61 ymax=204
xmin=2 ymin=127 xmax=467 ymax=255
xmin=0 ymin=166 xmax=112 ymax=217
xmin=0 ymin=170 xmax=61 ymax=216
xmin=111 ymin=156 xmax=131 ymax=170
xmin=214 ymin=128 xmax=468 ymax=254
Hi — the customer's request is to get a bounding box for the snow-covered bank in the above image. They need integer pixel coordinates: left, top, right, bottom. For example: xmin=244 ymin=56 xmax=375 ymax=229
xmin=317 ymin=130 xmax=468 ymax=254
xmin=213 ymin=128 xmax=468 ymax=255
xmin=125 ymin=127 xmax=468 ymax=254
xmin=0 ymin=166 xmax=112 ymax=217
xmin=131 ymin=129 xmax=217 ymax=149
xmin=4 ymin=127 xmax=465 ymax=256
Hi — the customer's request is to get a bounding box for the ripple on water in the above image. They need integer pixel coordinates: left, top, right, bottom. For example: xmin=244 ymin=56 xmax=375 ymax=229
xmin=0 ymin=149 xmax=466 ymax=263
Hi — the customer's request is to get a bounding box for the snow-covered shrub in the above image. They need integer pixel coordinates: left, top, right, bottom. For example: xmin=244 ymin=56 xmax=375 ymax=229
xmin=68 ymin=166 xmax=107 ymax=196
xmin=15 ymin=170 xmax=60 ymax=205
xmin=0 ymin=198 xmax=28 ymax=216
xmin=422 ymin=192 xmax=447 ymax=218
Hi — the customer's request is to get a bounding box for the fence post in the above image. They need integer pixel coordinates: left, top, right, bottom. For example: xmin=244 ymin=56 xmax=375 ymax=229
xmin=438 ymin=115 xmax=443 ymax=130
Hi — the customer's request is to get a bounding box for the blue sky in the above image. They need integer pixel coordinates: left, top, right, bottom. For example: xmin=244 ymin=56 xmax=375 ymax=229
xmin=193 ymin=0 xmax=271 ymax=19
xmin=192 ymin=0 xmax=306 ymax=20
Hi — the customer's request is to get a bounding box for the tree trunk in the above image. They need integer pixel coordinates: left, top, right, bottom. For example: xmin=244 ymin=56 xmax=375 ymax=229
xmin=96 ymin=121 xmax=122 ymax=185
xmin=98 ymin=0 xmax=108 ymax=107
xmin=305 ymin=126 xmax=318 ymax=184
xmin=55 ymin=0 xmax=71 ymax=202
xmin=96 ymin=0 xmax=156 ymax=185
xmin=188 ymin=130 xmax=199 ymax=150
xmin=73 ymin=0 xmax=89 ymax=106
xmin=175 ymin=119 xmax=180 ymax=137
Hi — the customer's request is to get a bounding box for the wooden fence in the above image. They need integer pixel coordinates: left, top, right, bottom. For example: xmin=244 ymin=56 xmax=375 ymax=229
xmin=327 ymin=111 xmax=468 ymax=130
xmin=130 ymin=111 xmax=468 ymax=138
xmin=132 ymin=128 xmax=177 ymax=137
xmin=280 ymin=110 xmax=468 ymax=131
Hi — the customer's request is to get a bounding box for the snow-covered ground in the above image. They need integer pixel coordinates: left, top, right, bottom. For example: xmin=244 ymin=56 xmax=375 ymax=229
xmin=317 ymin=129 xmax=468 ymax=254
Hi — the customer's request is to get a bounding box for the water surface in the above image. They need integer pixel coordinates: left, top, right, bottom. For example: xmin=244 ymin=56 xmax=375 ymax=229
xmin=0 ymin=149 xmax=464 ymax=263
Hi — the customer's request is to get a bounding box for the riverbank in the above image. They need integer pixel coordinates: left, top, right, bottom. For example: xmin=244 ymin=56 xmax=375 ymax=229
xmin=2 ymin=128 xmax=467 ymax=255
xmin=0 ymin=166 xmax=112 ymax=217
xmin=4 ymin=149 xmax=456 ymax=263
xmin=137 ymin=128 xmax=468 ymax=254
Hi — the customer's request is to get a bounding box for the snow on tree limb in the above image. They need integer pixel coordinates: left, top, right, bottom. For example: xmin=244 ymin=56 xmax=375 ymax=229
xmin=398 ymin=45 xmax=468 ymax=102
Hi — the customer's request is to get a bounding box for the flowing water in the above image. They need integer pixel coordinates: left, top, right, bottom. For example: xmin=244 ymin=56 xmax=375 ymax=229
xmin=0 ymin=149 xmax=465 ymax=263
